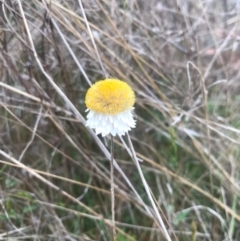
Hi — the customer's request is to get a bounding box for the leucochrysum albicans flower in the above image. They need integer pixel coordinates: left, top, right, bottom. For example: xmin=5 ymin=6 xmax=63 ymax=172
xmin=85 ymin=79 xmax=136 ymax=136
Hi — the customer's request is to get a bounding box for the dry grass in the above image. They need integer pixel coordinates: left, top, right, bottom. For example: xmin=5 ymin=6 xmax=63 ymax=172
xmin=0 ymin=0 xmax=240 ymax=240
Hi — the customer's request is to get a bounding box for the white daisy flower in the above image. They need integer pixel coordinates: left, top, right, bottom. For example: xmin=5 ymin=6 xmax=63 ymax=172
xmin=85 ymin=79 xmax=136 ymax=136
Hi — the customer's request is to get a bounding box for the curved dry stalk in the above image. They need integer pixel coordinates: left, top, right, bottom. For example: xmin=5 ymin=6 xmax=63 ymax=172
xmin=77 ymin=0 xmax=108 ymax=78
xmin=126 ymin=133 xmax=172 ymax=241
xmin=110 ymin=135 xmax=117 ymax=241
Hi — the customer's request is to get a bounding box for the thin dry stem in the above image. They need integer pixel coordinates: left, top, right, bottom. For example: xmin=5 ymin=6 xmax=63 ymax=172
xmin=126 ymin=133 xmax=172 ymax=241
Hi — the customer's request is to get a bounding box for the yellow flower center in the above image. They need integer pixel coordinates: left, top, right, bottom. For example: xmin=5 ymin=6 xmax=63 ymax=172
xmin=85 ymin=79 xmax=135 ymax=115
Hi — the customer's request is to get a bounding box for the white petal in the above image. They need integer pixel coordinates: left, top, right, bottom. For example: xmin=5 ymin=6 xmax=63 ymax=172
xmin=110 ymin=127 xmax=117 ymax=136
xmin=85 ymin=109 xmax=136 ymax=136
xmin=87 ymin=110 xmax=94 ymax=118
xmin=109 ymin=116 xmax=113 ymax=123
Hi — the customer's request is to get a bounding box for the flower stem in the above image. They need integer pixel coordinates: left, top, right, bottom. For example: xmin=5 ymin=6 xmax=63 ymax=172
xmin=110 ymin=135 xmax=117 ymax=241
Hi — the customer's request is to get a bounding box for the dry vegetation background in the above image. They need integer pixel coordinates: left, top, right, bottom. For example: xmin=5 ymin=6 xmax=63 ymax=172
xmin=1 ymin=0 xmax=240 ymax=240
